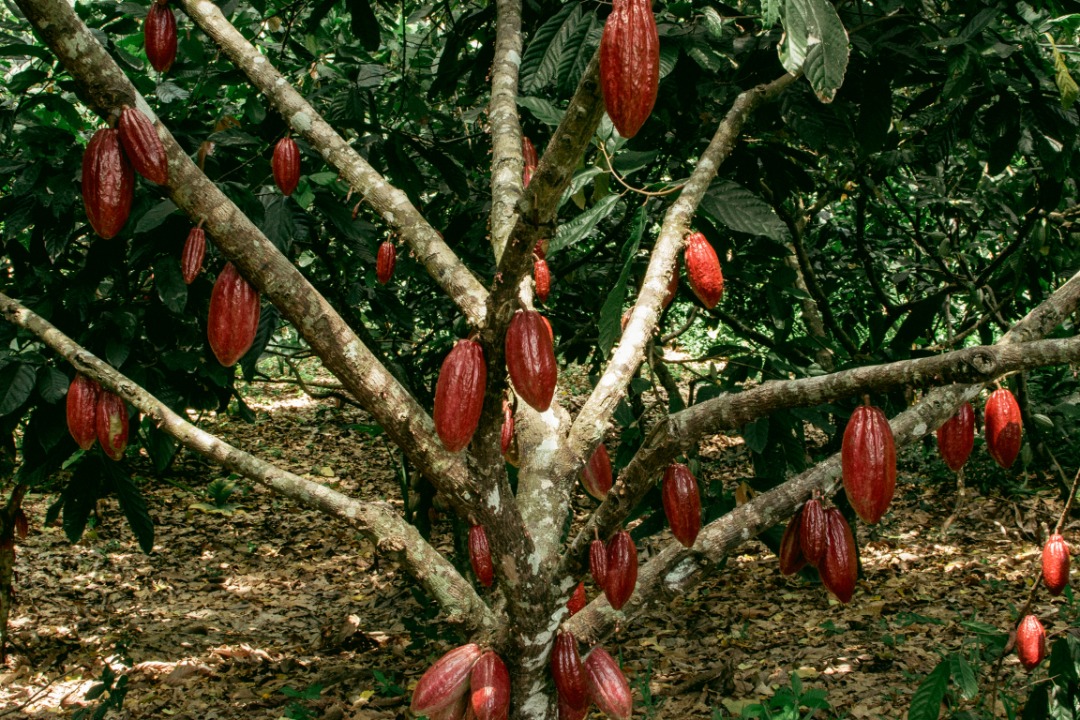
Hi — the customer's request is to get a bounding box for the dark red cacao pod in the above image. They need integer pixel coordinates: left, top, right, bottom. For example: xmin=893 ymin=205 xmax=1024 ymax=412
xmin=566 ymin=581 xmax=586 ymax=616
xmin=684 ymin=232 xmax=724 ymax=309
xmin=841 ymin=405 xmax=896 ymax=524
xmin=937 ymin=402 xmax=975 ymax=472
xmin=662 ymin=463 xmax=701 ymax=548
xmin=67 ymin=373 xmax=101 ymax=450
xmin=434 ymin=340 xmax=487 ymax=452
xmin=468 ymin=525 xmax=494 ymax=588
xmin=799 ymin=498 xmax=827 ymax=567
xmin=558 ymin=693 xmax=588 ymax=720
xmin=96 ymin=391 xmax=129 ymax=461
xmin=820 ymin=508 xmax=857 ymax=603
xmin=181 ymin=227 xmax=206 ymax=284
xmin=598 ymin=0 xmax=659 ymax=139
xmin=208 ymin=262 xmax=261 ymax=367
xmin=411 ymin=644 xmax=482 ymax=716
xmin=117 ymin=106 xmax=168 ymax=185
xmin=376 ymin=241 xmax=396 ymax=285
xmin=1043 ymin=533 xmax=1070 ymax=596
xmin=584 ymin=646 xmax=633 ymax=720
xmin=551 ymin=632 xmax=588 ymax=711
xmin=144 ymin=0 xmax=177 ymax=72
xmin=82 ymin=128 xmax=134 ymax=240
xmin=590 ymin=539 xmax=608 ymax=590
xmin=1016 ymin=615 xmax=1046 ymax=670
xmin=604 ymin=530 xmax=637 ymax=610
xmin=581 ymin=443 xmax=613 ymax=500
xmin=778 ymin=509 xmax=807 ymax=576
xmin=522 ymin=136 xmax=538 ymax=188
xmin=505 ymin=310 xmax=557 ymax=412
xmin=431 ymin=697 xmax=468 ymax=720
xmin=534 ymin=257 xmax=551 ymax=304
xmin=469 ymin=651 xmax=510 ymax=720
xmin=272 ymin=137 xmax=301 ymax=196
xmin=985 ymin=388 xmax=1022 ymax=469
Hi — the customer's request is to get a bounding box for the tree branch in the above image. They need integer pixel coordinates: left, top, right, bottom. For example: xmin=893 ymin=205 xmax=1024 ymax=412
xmin=489 ymin=0 xmax=525 ymax=261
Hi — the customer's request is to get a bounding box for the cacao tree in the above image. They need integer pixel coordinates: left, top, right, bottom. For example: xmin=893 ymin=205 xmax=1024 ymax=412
xmin=4 ymin=0 xmax=1080 ymax=717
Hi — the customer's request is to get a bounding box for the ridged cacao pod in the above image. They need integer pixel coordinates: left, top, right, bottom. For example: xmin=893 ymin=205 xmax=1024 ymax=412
xmin=662 ymin=463 xmax=701 ymax=548
xmin=558 ymin=693 xmax=588 ymax=720
xmin=144 ymin=0 xmax=177 ymax=73
xmin=96 ymin=391 xmax=129 ymax=462
xmin=820 ymin=508 xmax=857 ymax=603
xmin=937 ymin=402 xmax=975 ymax=472
xmin=684 ymin=232 xmax=724 ymax=309
xmin=551 ymin=632 xmax=588 ymax=711
xmin=470 ymin=651 xmax=510 ymax=720
xmin=581 ymin=443 xmax=613 ymax=500
xmin=500 ymin=400 xmax=517 ymax=464
xmin=1016 ymin=615 xmax=1046 ymax=670
xmin=799 ymin=498 xmax=827 ymax=567
xmin=584 ymin=646 xmax=633 ymax=720
xmin=411 ymin=644 xmax=482 ymax=716
xmin=566 ymin=581 xmax=586 ymax=616
xmin=599 ymin=0 xmax=658 ymax=139
xmin=605 ymin=530 xmax=637 ymax=610
xmin=590 ymin=539 xmax=608 ymax=590
xmin=1043 ymin=533 xmax=1070 ymax=596
xmin=522 ymin=136 xmax=538 ymax=188
xmin=534 ymin=257 xmax=551 ymax=304
xmin=434 ymin=340 xmax=487 ymax=452
xmin=778 ymin=509 xmax=807 ymax=576
xmin=985 ymin=388 xmax=1022 ymax=469
xmin=841 ymin=405 xmax=896 ymax=524
xmin=118 ymin=106 xmax=168 ymax=185
xmin=208 ymin=263 xmax=261 ymax=367
xmin=468 ymin=525 xmax=494 ymax=588
xmin=505 ymin=310 xmax=557 ymax=412
xmin=181 ymin=227 xmax=206 ymax=284
xmin=272 ymin=137 xmax=301 ymax=196
xmin=67 ymin=374 xmax=101 ymax=450
xmin=82 ymin=128 xmax=134 ymax=240
xmin=430 ymin=696 xmax=468 ymax=720
xmin=376 ymin=241 xmax=396 ymax=285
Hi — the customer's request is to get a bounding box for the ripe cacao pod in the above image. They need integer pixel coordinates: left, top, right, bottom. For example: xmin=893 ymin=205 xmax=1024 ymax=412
xmin=534 ymin=257 xmax=551 ymax=304
xmin=566 ymin=581 xmax=586 ymax=616
xmin=96 ymin=391 xmax=129 ymax=462
xmin=684 ymin=232 xmax=724 ymax=309
xmin=144 ymin=0 xmax=177 ymax=73
xmin=1016 ymin=615 xmax=1046 ymax=670
xmin=208 ymin=263 xmax=261 ymax=367
xmin=604 ymin=530 xmax=637 ymax=610
xmin=67 ymin=373 xmax=101 ymax=450
xmin=799 ymin=498 xmax=826 ymax=567
xmin=584 ymin=646 xmax=633 ymax=720
xmin=118 ymin=106 xmax=168 ymax=185
xmin=778 ymin=509 xmax=807 ymax=576
xmin=662 ymin=463 xmax=701 ymax=548
xmin=430 ymin=696 xmax=468 ymax=720
xmin=558 ymin=693 xmax=588 ymax=720
xmin=985 ymin=388 xmax=1022 ymax=469
xmin=376 ymin=240 xmax=396 ymax=285
xmin=470 ymin=651 xmax=510 ymax=720
xmin=468 ymin=525 xmax=494 ymax=588
xmin=434 ymin=340 xmax=487 ymax=452
xmin=1043 ymin=533 xmax=1070 ymax=596
xmin=598 ymin=0 xmax=659 ymax=139
xmin=841 ymin=405 xmax=896 ymax=524
xmin=937 ymin=402 xmax=975 ymax=472
xmin=505 ymin=310 xmax=557 ymax=412
xmin=590 ymin=539 xmax=608 ymax=590
xmin=181 ymin=226 xmax=206 ymax=284
xmin=411 ymin=644 xmax=482 ymax=717
xmin=551 ymin=632 xmax=588 ymax=711
xmin=82 ymin=128 xmax=134 ymax=240
xmin=819 ymin=508 xmax=857 ymax=603
xmin=581 ymin=443 xmax=613 ymax=500
xmin=522 ymin=136 xmax=538 ymax=188
xmin=272 ymin=137 xmax=301 ymax=196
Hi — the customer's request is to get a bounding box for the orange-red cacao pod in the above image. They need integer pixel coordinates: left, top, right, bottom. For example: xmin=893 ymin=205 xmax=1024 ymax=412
xmin=469 ymin=651 xmax=510 ymax=720
xmin=985 ymin=388 xmax=1022 ymax=469
xmin=841 ymin=405 xmax=896 ymax=524
xmin=144 ymin=0 xmax=177 ymax=72
xmin=1016 ymin=615 xmax=1046 ymax=670
xmin=566 ymin=581 xmax=586 ymax=616
xmin=434 ymin=340 xmax=487 ymax=452
xmin=468 ymin=525 xmax=494 ymax=588
xmin=590 ymin=539 xmax=608 ymax=590
xmin=581 ymin=443 xmax=613 ymax=500
xmin=662 ymin=463 xmax=701 ymax=548
xmin=799 ymin=498 xmax=827 ymax=567
xmin=181 ymin=227 xmax=206 ymax=284
xmin=82 ymin=128 xmax=134 ymax=240
xmin=599 ymin=0 xmax=659 ymax=139
xmin=779 ymin=509 xmax=807 ymax=576
xmin=604 ymin=530 xmax=637 ymax=610
xmin=684 ymin=232 xmax=724 ymax=309
xmin=820 ymin=508 xmax=857 ymax=603
xmin=67 ymin=373 xmax=101 ymax=450
xmin=208 ymin=262 xmax=261 ymax=367
xmin=118 ymin=106 xmax=168 ymax=185
xmin=584 ymin=646 xmax=633 ymax=720
xmin=411 ymin=644 xmax=482 ymax=717
xmin=96 ymin=391 xmax=129 ymax=461
xmin=937 ymin=402 xmax=974 ymax=472
xmin=534 ymin=257 xmax=551 ymax=303
xmin=1043 ymin=533 xmax=1070 ymax=596
xmin=376 ymin=241 xmax=396 ymax=285
xmin=272 ymin=137 xmax=301 ymax=196
xmin=505 ymin=310 xmax=557 ymax=412
xmin=551 ymin=632 xmax=588 ymax=712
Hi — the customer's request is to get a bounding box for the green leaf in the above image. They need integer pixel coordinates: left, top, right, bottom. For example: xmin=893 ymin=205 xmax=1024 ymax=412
xmin=949 ymin=653 xmax=977 ymax=700
xmin=36 ymin=366 xmax=69 ymax=404
xmin=134 ymin=199 xmax=177 ymax=234
xmin=0 ymin=363 xmax=36 ymax=416
xmin=699 ymin=181 xmax=789 ymax=242
xmin=241 ymin=304 xmax=279 ymax=381
xmin=783 ymin=0 xmax=850 ymax=102
xmin=64 ymin=459 xmax=102 ymax=544
xmin=517 ymin=96 xmax=566 ymax=127
xmin=1050 ymin=37 xmax=1079 ymax=109
xmin=107 ymin=465 xmax=155 ymax=553
xmin=550 ymin=194 xmax=620 ymax=253
xmin=154 ymin=258 xmax=188 ymax=314
xmin=907 ymin=658 xmax=949 ymax=720
xmin=598 ymin=206 xmax=646 ymax=358
xmin=520 ymin=3 xmax=583 ymax=92
xmin=742 ymin=417 xmax=769 ymax=454
xmin=761 ymin=0 xmax=782 ymax=27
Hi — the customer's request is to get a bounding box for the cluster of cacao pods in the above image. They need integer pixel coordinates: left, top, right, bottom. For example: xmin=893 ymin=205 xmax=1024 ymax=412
xmin=683 ymin=232 xmax=724 ymax=309
xmin=411 ymin=644 xmax=510 ymax=720
xmin=599 ymin=0 xmax=658 ymax=139
xmin=841 ymin=404 xmax=896 ymax=524
xmin=506 ymin=310 xmax=557 ymax=412
xmin=581 ymin=443 xmax=613 ymax=500
xmin=590 ymin=530 xmax=637 ymax=610
xmin=937 ymin=390 xmax=1024 ymax=472
xmin=552 ymin=635 xmax=632 ymax=720
xmin=661 ymin=463 xmax=701 ymax=547
xmin=469 ymin=525 xmax=495 ymax=588
xmin=66 ymin=374 xmax=129 ymax=461
xmin=144 ymin=0 xmax=177 ymax=73
xmin=377 ymin=240 xmax=396 ymax=285
xmin=207 ymin=262 xmax=262 ymax=367
xmin=779 ymin=500 xmax=858 ymax=603
xmin=272 ymin=137 xmax=301 ymax=196
xmin=434 ymin=339 xmax=487 ymax=452
xmin=522 ymin=136 xmax=538 ymax=188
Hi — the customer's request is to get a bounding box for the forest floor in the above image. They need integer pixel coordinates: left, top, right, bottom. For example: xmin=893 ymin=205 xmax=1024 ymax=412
xmin=0 ymin=371 xmax=1076 ymax=719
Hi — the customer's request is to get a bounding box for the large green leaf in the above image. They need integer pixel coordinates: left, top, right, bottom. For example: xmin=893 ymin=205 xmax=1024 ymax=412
xmin=0 ymin=363 xmax=36 ymax=416
xmin=597 ymin=206 xmax=645 ymax=358
xmin=699 ymin=181 xmax=789 ymax=243
xmin=108 ymin=464 xmax=155 ymax=554
xmin=521 ymin=3 xmax=584 ymax=92
xmin=550 ymin=195 xmax=620 ymax=254
xmin=907 ymin=658 xmax=949 ymax=720
xmin=780 ymin=0 xmax=849 ymax=102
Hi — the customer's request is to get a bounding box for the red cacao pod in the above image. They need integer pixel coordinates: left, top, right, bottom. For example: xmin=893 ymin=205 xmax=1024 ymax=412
xmin=841 ymin=405 xmax=896 ymax=524
xmin=820 ymin=508 xmax=857 ymax=603
xmin=604 ymin=530 xmax=637 ymax=610
xmin=181 ymin=227 xmax=206 ymax=284
xmin=67 ymin=373 xmax=101 ymax=450
xmin=96 ymin=391 xmax=129 ymax=462
xmin=566 ymin=581 xmax=586 ymax=616
xmin=411 ymin=644 xmax=482 ymax=716
xmin=1043 ymin=533 xmax=1070 ymax=596
xmin=534 ymin=238 xmax=549 ymax=259
xmin=468 ymin=525 xmax=494 ymax=588
xmin=434 ymin=340 xmax=487 ymax=452
xmin=683 ymin=232 xmax=724 ymax=309
xmin=1016 ymin=615 xmax=1046 ymax=670
xmin=584 ymin=646 xmax=633 ymax=720
xmin=937 ymin=402 xmax=975 ymax=472
xmin=118 ymin=106 xmax=168 ymax=185
xmin=778 ymin=509 xmax=807 ymax=576
xmin=470 ymin=651 xmax=510 ymax=720
xmin=430 ymin=697 xmax=469 ymax=720
xmin=534 ymin=257 xmax=551 ymax=304
xmin=208 ymin=263 xmax=261 ymax=367
xmin=581 ymin=443 xmax=613 ymax=500
xmin=500 ymin=400 xmax=516 ymax=457
xmin=376 ymin=240 xmax=396 ymax=285
xmin=590 ymin=539 xmax=608 ymax=590
xmin=144 ymin=0 xmax=177 ymax=73
xmin=522 ymin=135 xmax=538 ymax=169
xmin=985 ymin=388 xmax=1022 ymax=469
xmin=505 ymin=310 xmax=557 ymax=412
xmin=799 ymin=498 xmax=826 ymax=567
xmin=662 ymin=463 xmax=701 ymax=548
xmin=272 ymin=137 xmax=301 ymax=196
xmin=598 ymin=0 xmax=659 ymax=139
xmin=558 ymin=693 xmax=588 ymax=720
xmin=551 ymin=632 xmax=588 ymax=712
xmin=82 ymin=128 xmax=134 ymax=240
